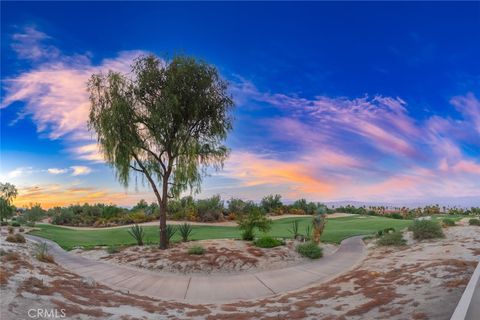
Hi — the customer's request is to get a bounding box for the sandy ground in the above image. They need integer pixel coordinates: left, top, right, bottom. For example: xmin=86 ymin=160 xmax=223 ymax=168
xmin=1 ymin=225 xmax=479 ymax=320
xmin=72 ymin=239 xmax=338 ymax=275
xmin=45 ymin=213 xmax=354 ymax=230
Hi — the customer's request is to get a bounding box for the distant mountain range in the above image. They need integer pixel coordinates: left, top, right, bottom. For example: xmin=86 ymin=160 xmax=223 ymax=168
xmin=322 ymin=196 xmax=480 ymax=209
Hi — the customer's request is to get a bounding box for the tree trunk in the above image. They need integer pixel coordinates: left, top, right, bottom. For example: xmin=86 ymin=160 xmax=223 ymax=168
xmin=159 ymin=175 xmax=169 ymax=249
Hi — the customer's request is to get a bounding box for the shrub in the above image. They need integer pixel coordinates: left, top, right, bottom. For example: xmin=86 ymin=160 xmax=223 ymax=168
xmin=0 ymin=221 xmax=8 ymax=226
xmin=7 ymin=226 xmax=14 ymax=234
xmin=376 ymin=227 xmax=395 ymax=237
xmin=6 ymin=233 xmax=26 ymax=243
xmin=241 ymin=229 xmax=255 ymax=241
xmin=469 ymin=218 xmax=480 ymax=226
xmin=442 ymin=218 xmax=455 ymax=227
xmin=409 ymin=220 xmax=444 ymax=240
xmin=296 ymin=242 xmax=323 ymax=259
xmin=386 ymin=213 xmax=403 ymax=220
xmin=188 ymin=245 xmax=205 ymax=255
xmin=288 ymin=220 xmax=300 ymax=239
xmin=10 ymin=222 xmax=20 ymax=227
xmin=18 ymin=228 xmax=24 ymax=232
xmin=34 ymin=242 xmax=55 ymax=263
xmin=106 ymin=244 xmax=119 ymax=254
xmin=196 ymin=195 xmax=224 ymax=222
xmin=254 ymin=236 xmax=283 ymax=248
xmin=237 ymin=207 xmax=272 ymax=241
xmin=26 ymin=222 xmax=35 ymax=227
xmin=127 ymin=224 xmax=145 ymax=246
xmin=166 ymin=224 xmax=177 ymax=244
xmin=178 ymin=223 xmax=193 ymax=242
xmin=377 ymin=232 xmax=406 ymax=246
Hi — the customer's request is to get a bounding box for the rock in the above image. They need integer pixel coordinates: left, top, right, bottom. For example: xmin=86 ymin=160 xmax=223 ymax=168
xmin=81 ymin=276 xmax=96 ymax=288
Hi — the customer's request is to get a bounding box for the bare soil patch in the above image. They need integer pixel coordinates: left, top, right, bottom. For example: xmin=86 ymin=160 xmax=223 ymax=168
xmin=72 ymin=239 xmax=338 ymax=275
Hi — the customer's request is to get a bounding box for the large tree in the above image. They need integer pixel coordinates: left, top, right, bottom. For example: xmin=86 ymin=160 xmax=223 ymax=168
xmin=88 ymin=54 xmax=234 ymax=249
xmin=0 ymin=182 xmax=18 ymax=221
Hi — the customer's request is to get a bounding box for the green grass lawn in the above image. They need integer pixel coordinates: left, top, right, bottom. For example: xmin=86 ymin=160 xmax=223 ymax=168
xmin=30 ymin=215 xmax=412 ymax=250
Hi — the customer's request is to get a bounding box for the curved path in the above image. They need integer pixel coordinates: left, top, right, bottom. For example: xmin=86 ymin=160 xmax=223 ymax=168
xmin=26 ymin=234 xmax=366 ymax=303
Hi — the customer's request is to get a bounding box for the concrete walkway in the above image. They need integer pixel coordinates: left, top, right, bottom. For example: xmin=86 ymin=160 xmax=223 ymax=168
xmin=26 ymin=235 xmax=366 ymax=303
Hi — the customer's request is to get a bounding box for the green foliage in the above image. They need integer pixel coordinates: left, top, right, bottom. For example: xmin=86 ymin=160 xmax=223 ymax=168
xmin=106 ymin=244 xmax=120 ymax=254
xmin=260 ymin=194 xmax=283 ymax=213
xmin=442 ymin=218 xmax=455 ymax=227
xmin=1 ymin=221 xmax=8 ymax=226
xmin=196 ymin=195 xmax=224 ymax=222
xmin=296 ymin=242 xmax=323 ymax=259
xmin=377 ymin=231 xmax=406 ymax=246
xmin=10 ymin=222 xmax=20 ymax=227
xmin=166 ymin=225 xmax=177 ymax=243
xmin=304 ymin=224 xmax=312 ymax=241
xmin=34 ymin=242 xmax=55 ymax=263
xmin=376 ymin=227 xmax=396 ymax=237
xmin=385 ymin=213 xmax=403 ymax=220
xmin=128 ymin=224 xmax=145 ymax=246
xmin=409 ymin=220 xmax=444 ymax=240
xmin=241 ymin=229 xmax=255 ymax=241
xmin=6 ymin=233 xmax=26 ymax=243
xmin=254 ymin=236 xmax=283 ymax=248
xmin=178 ymin=223 xmax=193 ymax=242
xmin=290 ymin=199 xmax=326 ymax=215
xmin=188 ymin=245 xmax=205 ymax=255
xmin=0 ymin=198 xmax=14 ymax=221
xmin=88 ymin=54 xmax=234 ymax=249
xmin=237 ymin=207 xmax=272 ymax=241
xmin=23 ymin=203 xmax=46 ymax=223
xmin=288 ymin=220 xmax=300 ymax=239
xmin=469 ymin=218 xmax=480 ymax=226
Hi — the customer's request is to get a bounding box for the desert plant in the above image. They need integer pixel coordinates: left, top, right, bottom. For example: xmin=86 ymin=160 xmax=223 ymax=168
xmin=106 ymin=244 xmax=120 ymax=254
xmin=442 ymin=218 xmax=455 ymax=227
xmin=376 ymin=227 xmax=396 ymax=237
xmin=254 ymin=236 xmax=284 ymax=248
xmin=6 ymin=233 xmax=25 ymax=243
xmin=34 ymin=242 xmax=55 ymax=263
xmin=469 ymin=218 xmax=480 ymax=226
xmin=166 ymin=224 xmax=177 ymax=244
xmin=304 ymin=224 xmax=312 ymax=241
xmin=7 ymin=226 xmax=14 ymax=234
xmin=409 ymin=220 xmax=444 ymax=240
xmin=18 ymin=227 xmax=24 ymax=232
xmin=237 ymin=207 xmax=272 ymax=241
xmin=188 ymin=245 xmax=205 ymax=255
xmin=127 ymin=224 xmax=145 ymax=246
xmin=312 ymin=209 xmax=327 ymax=244
xmin=296 ymin=242 xmax=323 ymax=259
xmin=377 ymin=232 xmax=406 ymax=246
xmin=178 ymin=223 xmax=193 ymax=242
xmin=288 ymin=220 xmax=300 ymax=239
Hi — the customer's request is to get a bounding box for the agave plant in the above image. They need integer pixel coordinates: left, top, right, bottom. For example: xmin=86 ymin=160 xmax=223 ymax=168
xmin=128 ymin=224 xmax=145 ymax=246
xmin=304 ymin=224 xmax=312 ymax=241
xmin=288 ymin=220 xmax=300 ymax=239
xmin=166 ymin=224 xmax=177 ymax=244
xmin=178 ymin=223 xmax=193 ymax=242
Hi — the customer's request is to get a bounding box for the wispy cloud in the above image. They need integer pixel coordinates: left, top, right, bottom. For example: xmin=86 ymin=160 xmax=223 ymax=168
xmin=47 ymin=168 xmax=68 ymax=175
xmin=2 ymin=26 xmax=146 ymax=161
xmin=70 ymin=166 xmax=92 ymax=176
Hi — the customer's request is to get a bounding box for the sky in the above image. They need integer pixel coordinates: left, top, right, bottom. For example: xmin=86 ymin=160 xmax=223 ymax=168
xmin=1 ymin=2 xmax=480 ymax=208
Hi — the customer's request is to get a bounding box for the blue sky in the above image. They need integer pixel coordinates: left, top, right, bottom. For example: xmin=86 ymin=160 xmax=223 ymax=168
xmin=1 ymin=2 xmax=479 ymax=208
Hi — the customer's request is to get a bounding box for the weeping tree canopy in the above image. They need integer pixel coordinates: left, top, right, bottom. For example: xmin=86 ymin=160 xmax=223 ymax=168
xmin=87 ymin=54 xmax=234 ymax=248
